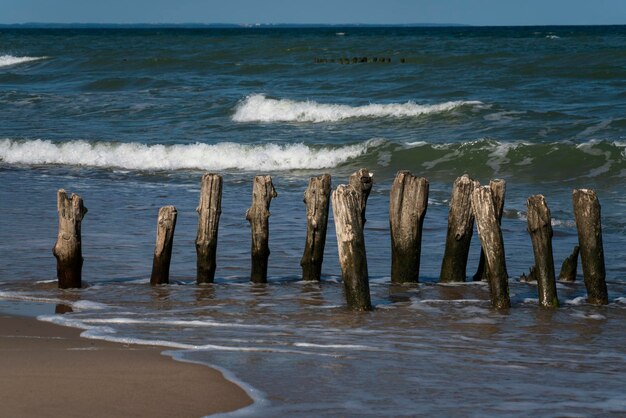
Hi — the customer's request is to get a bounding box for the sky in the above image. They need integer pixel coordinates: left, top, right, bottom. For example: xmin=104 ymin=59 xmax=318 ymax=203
xmin=1 ymin=0 xmax=626 ymax=26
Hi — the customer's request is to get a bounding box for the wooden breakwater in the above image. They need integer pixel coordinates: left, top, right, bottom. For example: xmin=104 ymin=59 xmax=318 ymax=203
xmin=53 ymin=169 xmax=610 ymax=310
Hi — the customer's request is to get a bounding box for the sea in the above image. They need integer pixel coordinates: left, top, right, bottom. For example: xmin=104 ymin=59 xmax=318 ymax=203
xmin=1 ymin=25 xmax=625 ymax=417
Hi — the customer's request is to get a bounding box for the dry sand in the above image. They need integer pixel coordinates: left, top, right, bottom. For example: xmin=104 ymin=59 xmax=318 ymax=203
xmin=0 ymin=314 xmax=253 ymax=417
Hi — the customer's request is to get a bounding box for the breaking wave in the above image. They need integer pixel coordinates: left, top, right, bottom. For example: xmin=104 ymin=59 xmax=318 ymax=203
xmin=232 ymin=94 xmax=483 ymax=123
xmin=0 ymin=54 xmax=47 ymax=68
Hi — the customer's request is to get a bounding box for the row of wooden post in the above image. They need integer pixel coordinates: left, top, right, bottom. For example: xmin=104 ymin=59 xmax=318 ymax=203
xmin=52 ymin=170 xmax=609 ymax=311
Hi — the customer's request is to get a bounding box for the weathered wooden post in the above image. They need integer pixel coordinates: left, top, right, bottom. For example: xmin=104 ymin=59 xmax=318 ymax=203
xmin=558 ymin=246 xmax=579 ymax=282
xmin=573 ymin=189 xmax=608 ymax=305
xmin=332 ymin=184 xmax=372 ymax=311
xmin=440 ymin=174 xmax=479 ymax=283
xmin=473 ymin=179 xmax=506 ymax=281
xmin=389 ymin=171 xmax=429 ymax=283
xmin=196 ymin=173 xmax=223 ymax=284
xmin=246 ymin=175 xmax=277 ymax=283
xmin=300 ymin=174 xmax=332 ymax=281
xmin=348 ymin=168 xmax=373 ymax=225
xmin=53 ymin=189 xmax=87 ymax=289
xmin=471 ymin=186 xmax=510 ymax=309
xmin=150 ymin=206 xmax=177 ymax=285
xmin=527 ymin=195 xmax=559 ymax=307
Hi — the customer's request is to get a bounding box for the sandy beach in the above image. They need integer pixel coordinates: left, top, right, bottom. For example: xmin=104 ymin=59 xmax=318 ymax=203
xmin=0 ymin=314 xmax=253 ymax=417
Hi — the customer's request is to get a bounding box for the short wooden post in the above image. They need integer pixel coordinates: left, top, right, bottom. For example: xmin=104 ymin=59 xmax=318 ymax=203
xmin=440 ymin=174 xmax=479 ymax=283
xmin=246 ymin=175 xmax=277 ymax=283
xmin=348 ymin=168 xmax=373 ymax=225
xmin=471 ymin=186 xmax=510 ymax=309
xmin=473 ymin=179 xmax=506 ymax=281
xmin=332 ymin=184 xmax=372 ymax=311
xmin=558 ymin=245 xmax=579 ymax=282
xmin=573 ymin=189 xmax=608 ymax=305
xmin=195 ymin=173 xmax=223 ymax=284
xmin=300 ymin=174 xmax=332 ymax=281
xmin=53 ymin=189 xmax=87 ymax=289
xmin=150 ymin=206 xmax=177 ymax=285
xmin=527 ymin=195 xmax=559 ymax=308
xmin=389 ymin=171 xmax=429 ymax=283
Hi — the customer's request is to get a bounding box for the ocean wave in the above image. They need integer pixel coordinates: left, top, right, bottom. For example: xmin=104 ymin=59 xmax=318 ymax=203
xmin=0 ymin=54 xmax=47 ymax=68
xmin=0 ymin=138 xmax=381 ymax=171
xmin=232 ymin=94 xmax=483 ymax=123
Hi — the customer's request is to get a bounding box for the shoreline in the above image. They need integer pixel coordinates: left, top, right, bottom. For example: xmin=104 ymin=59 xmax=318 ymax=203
xmin=0 ymin=308 xmax=253 ymax=417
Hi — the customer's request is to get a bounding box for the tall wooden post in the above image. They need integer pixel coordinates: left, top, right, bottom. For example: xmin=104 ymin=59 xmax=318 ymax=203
xmin=440 ymin=174 xmax=479 ymax=283
xmin=573 ymin=189 xmax=608 ymax=305
xmin=332 ymin=184 xmax=372 ymax=311
xmin=246 ymin=175 xmax=277 ymax=283
xmin=527 ymin=195 xmax=559 ymax=308
xmin=348 ymin=168 xmax=373 ymax=225
xmin=150 ymin=206 xmax=177 ymax=285
xmin=558 ymin=246 xmax=579 ymax=282
xmin=471 ymin=186 xmax=510 ymax=309
xmin=196 ymin=173 xmax=223 ymax=284
xmin=473 ymin=179 xmax=506 ymax=281
xmin=53 ymin=190 xmax=87 ymax=289
xmin=300 ymin=174 xmax=332 ymax=281
xmin=389 ymin=171 xmax=429 ymax=283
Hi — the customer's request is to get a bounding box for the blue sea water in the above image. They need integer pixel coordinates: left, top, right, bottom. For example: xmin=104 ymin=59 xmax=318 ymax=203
xmin=1 ymin=26 xmax=626 ymax=417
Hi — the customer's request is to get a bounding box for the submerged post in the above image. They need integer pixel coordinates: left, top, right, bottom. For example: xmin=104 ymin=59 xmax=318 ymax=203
xmin=573 ymin=189 xmax=608 ymax=305
xmin=527 ymin=195 xmax=559 ymax=308
xmin=348 ymin=168 xmax=373 ymax=225
xmin=196 ymin=173 xmax=223 ymax=284
xmin=53 ymin=189 xmax=87 ymax=289
xmin=389 ymin=171 xmax=429 ymax=283
xmin=473 ymin=179 xmax=506 ymax=281
xmin=332 ymin=184 xmax=372 ymax=311
xmin=300 ymin=174 xmax=332 ymax=281
xmin=150 ymin=206 xmax=177 ymax=285
xmin=440 ymin=174 xmax=479 ymax=283
xmin=246 ymin=175 xmax=277 ymax=284
xmin=558 ymin=245 xmax=579 ymax=282
xmin=471 ymin=186 xmax=510 ymax=309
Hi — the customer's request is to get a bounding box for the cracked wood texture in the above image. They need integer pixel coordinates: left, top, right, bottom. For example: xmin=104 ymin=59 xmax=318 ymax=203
xmin=300 ymin=174 xmax=331 ymax=281
xmin=440 ymin=174 xmax=479 ymax=283
xmin=348 ymin=168 xmax=373 ymax=225
xmin=573 ymin=189 xmax=608 ymax=305
xmin=150 ymin=206 xmax=177 ymax=285
xmin=53 ymin=189 xmax=87 ymax=289
xmin=246 ymin=175 xmax=277 ymax=283
xmin=196 ymin=173 xmax=223 ymax=284
xmin=471 ymin=186 xmax=510 ymax=309
xmin=473 ymin=179 xmax=507 ymax=282
xmin=527 ymin=195 xmax=559 ymax=308
xmin=332 ymin=184 xmax=372 ymax=311
xmin=389 ymin=171 xmax=429 ymax=283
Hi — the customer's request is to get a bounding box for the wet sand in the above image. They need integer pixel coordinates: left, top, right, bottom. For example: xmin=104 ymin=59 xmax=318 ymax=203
xmin=0 ymin=314 xmax=253 ymax=417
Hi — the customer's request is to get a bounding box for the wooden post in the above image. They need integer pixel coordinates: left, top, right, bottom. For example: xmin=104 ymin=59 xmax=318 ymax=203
xmin=573 ymin=189 xmax=608 ymax=305
xmin=527 ymin=195 xmax=559 ymax=308
xmin=473 ymin=179 xmax=507 ymax=281
xmin=471 ymin=186 xmax=510 ymax=309
xmin=300 ymin=174 xmax=332 ymax=281
xmin=53 ymin=189 xmax=87 ymax=289
xmin=195 ymin=173 xmax=223 ymax=284
xmin=389 ymin=171 xmax=429 ymax=283
xmin=332 ymin=184 xmax=372 ymax=311
xmin=558 ymin=245 xmax=579 ymax=282
xmin=150 ymin=206 xmax=177 ymax=285
xmin=440 ymin=174 xmax=479 ymax=283
xmin=348 ymin=168 xmax=373 ymax=225
xmin=246 ymin=175 xmax=277 ymax=283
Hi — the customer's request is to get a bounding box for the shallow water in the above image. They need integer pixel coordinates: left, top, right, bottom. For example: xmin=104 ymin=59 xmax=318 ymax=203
xmin=1 ymin=26 xmax=625 ymax=416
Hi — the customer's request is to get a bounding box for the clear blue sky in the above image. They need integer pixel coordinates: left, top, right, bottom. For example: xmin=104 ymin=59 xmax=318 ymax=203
xmin=1 ymin=0 xmax=626 ymax=26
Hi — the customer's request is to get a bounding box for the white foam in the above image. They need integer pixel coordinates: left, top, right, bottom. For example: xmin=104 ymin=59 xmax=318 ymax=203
xmin=565 ymin=296 xmax=587 ymax=306
xmin=232 ymin=94 xmax=483 ymax=123
xmin=0 ymin=54 xmax=46 ymax=68
xmin=0 ymin=138 xmax=381 ymax=171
